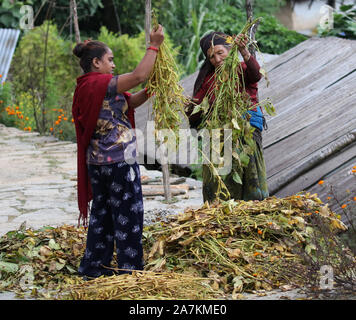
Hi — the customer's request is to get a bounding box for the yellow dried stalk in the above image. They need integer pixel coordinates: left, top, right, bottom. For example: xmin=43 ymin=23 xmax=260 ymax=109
xmin=59 ymin=270 xmax=221 ymax=300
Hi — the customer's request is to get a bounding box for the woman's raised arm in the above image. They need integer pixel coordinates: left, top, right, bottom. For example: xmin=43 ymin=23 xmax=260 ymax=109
xmin=116 ymin=25 xmax=164 ymax=93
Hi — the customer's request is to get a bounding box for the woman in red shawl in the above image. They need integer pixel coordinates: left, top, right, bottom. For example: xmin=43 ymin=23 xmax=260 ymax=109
xmin=72 ymin=26 xmax=164 ymax=278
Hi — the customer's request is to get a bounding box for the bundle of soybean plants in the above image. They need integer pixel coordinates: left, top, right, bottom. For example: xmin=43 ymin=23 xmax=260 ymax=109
xmin=146 ymin=13 xmax=189 ymax=150
xmin=194 ymin=18 xmax=276 ymax=198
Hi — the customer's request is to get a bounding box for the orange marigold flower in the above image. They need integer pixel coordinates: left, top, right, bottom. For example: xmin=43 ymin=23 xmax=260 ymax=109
xmin=15 ymin=106 xmax=19 ymax=110
xmin=341 ymin=204 xmax=347 ymax=209
xmin=28 ymin=127 xmax=32 ymax=132
xmin=315 ymin=210 xmax=319 ymax=214
xmin=257 ymin=229 xmax=263 ymax=235
xmin=318 ymin=180 xmax=324 ymax=185
xmin=253 ymin=252 xmax=260 ymax=257
xmin=253 ymin=273 xmax=258 ymax=277
xmin=25 ymin=117 xmax=29 ymax=121
xmin=71 ymin=118 xmax=74 ymax=123
xmin=50 ymin=127 xmax=53 ymax=132
xmin=55 ymin=120 xmax=60 ymax=125
xmin=352 ymin=169 xmax=356 ymax=173
xmin=327 ymin=196 xmax=331 ymax=200
xmin=63 ymin=117 xmax=68 ymax=121
xmin=0 ymin=74 xmax=2 ymax=78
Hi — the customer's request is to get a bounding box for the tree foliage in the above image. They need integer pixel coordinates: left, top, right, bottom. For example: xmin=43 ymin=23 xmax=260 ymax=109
xmin=0 ymin=0 xmax=103 ymax=39
xmin=9 ymin=22 xmax=79 ymax=134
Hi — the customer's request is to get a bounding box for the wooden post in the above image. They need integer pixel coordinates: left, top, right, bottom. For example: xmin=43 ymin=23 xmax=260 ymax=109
xmin=71 ymin=0 xmax=81 ymax=43
xmin=145 ymin=0 xmax=151 ymax=47
xmin=245 ymin=0 xmax=257 ymax=58
xmin=145 ymin=2 xmax=172 ymax=202
xmin=112 ymin=0 xmax=122 ymax=34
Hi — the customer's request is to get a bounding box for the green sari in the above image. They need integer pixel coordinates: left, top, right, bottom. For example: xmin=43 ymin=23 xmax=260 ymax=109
xmin=202 ymin=129 xmax=269 ymax=203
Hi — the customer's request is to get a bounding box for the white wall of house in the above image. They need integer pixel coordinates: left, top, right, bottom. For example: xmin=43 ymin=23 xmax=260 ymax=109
xmin=275 ymin=0 xmax=355 ymax=35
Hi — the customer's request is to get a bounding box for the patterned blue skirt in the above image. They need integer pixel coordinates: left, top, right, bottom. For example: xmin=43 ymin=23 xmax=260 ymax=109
xmin=78 ymin=161 xmax=144 ymax=278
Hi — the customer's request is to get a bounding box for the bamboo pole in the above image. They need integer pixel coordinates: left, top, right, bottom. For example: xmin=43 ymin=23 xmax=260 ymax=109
xmin=245 ymin=0 xmax=257 ymax=58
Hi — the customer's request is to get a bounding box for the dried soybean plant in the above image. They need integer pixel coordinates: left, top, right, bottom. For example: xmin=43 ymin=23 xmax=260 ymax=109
xmin=143 ymin=193 xmax=349 ymax=294
xmin=58 ymin=270 xmax=221 ymax=300
xmin=146 ymin=13 xmax=189 ymax=147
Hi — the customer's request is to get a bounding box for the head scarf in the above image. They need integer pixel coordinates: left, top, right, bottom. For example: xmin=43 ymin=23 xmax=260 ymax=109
xmin=192 ymin=32 xmax=230 ymax=96
xmin=200 ymin=31 xmax=229 ymax=58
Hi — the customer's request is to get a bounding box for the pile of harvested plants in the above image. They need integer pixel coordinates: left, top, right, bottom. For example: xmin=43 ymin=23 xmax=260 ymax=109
xmin=0 ymin=225 xmax=86 ymax=297
xmin=0 ymin=193 xmax=351 ymax=299
xmin=143 ymin=193 xmax=349 ymax=295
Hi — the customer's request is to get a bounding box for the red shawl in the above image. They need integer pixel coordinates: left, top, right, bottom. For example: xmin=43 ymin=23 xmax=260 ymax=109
xmin=72 ymin=72 xmax=135 ymax=227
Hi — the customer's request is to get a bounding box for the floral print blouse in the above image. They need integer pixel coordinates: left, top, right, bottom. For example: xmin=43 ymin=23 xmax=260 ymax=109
xmin=87 ymin=76 xmax=136 ymax=165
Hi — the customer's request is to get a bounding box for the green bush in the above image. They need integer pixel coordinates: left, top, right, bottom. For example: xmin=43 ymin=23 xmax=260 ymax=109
xmin=0 ymin=81 xmax=16 ymax=127
xmin=0 ymin=80 xmax=13 ymax=108
xmin=10 ymin=21 xmax=80 ymax=135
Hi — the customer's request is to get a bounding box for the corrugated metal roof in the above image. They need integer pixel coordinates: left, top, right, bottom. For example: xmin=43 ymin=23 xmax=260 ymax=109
xmin=0 ymin=28 xmax=21 ymax=83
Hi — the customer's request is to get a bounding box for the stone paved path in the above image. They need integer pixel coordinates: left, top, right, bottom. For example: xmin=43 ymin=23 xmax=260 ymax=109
xmin=0 ymin=124 xmax=203 ymax=237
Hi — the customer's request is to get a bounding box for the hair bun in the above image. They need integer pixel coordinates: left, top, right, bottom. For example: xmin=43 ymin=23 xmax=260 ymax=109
xmin=73 ymin=43 xmax=86 ymax=58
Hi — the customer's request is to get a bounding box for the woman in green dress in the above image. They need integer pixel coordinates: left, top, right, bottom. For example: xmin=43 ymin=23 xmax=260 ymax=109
xmin=186 ymin=31 xmax=269 ymax=203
